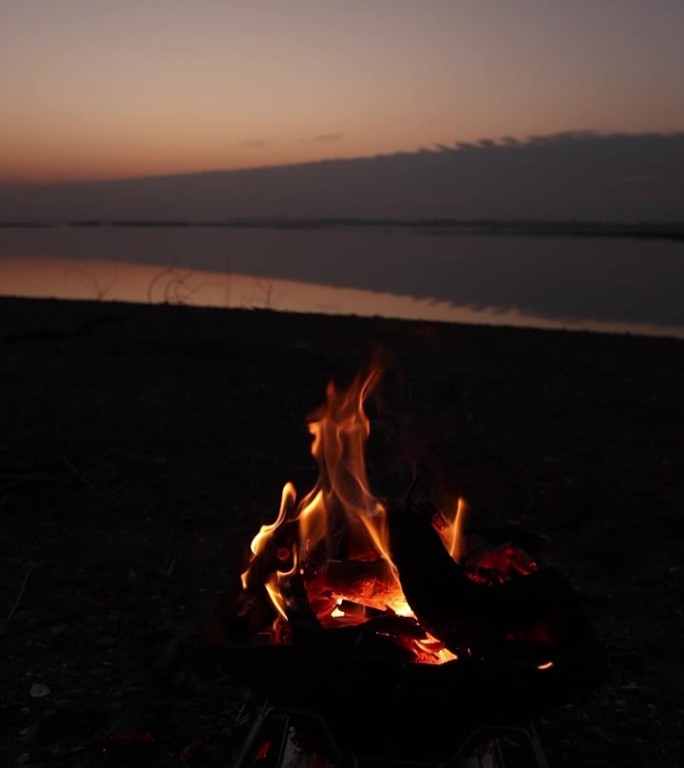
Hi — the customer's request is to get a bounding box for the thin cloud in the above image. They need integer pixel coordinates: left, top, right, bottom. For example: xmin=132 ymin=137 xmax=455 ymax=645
xmin=310 ymin=132 xmax=344 ymax=143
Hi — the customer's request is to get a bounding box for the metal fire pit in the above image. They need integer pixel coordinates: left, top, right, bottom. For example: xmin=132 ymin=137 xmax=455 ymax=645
xmin=208 ymin=547 xmax=605 ymax=759
xmin=227 ymin=702 xmax=552 ymax=768
xmin=208 ymin=512 xmax=606 ymax=763
xmin=209 ymin=602 xmax=604 ymax=763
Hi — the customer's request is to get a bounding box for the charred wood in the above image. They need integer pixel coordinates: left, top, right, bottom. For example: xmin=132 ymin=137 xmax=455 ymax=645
xmin=202 ymin=576 xmax=275 ymax=647
xmin=387 ymin=506 xmax=606 ymax=678
xmin=281 ymin=572 xmax=326 ymax=650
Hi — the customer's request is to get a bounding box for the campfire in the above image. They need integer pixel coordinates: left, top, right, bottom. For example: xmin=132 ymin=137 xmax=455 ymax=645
xmin=205 ymin=363 xmax=605 ymax=762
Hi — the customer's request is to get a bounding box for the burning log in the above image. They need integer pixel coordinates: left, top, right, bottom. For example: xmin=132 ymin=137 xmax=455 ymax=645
xmin=388 ymin=505 xmax=605 ymax=674
xmin=279 ymin=571 xmax=325 ymax=649
xmin=304 ymin=557 xmax=399 ymax=615
xmin=388 ymin=505 xmax=481 ymax=634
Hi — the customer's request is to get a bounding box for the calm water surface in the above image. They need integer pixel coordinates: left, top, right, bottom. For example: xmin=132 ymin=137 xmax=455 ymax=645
xmin=1 ymin=226 xmax=683 ymax=338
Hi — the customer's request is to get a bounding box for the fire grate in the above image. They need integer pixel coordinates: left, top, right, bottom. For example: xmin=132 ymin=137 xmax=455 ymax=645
xmin=227 ymin=702 xmax=551 ymax=768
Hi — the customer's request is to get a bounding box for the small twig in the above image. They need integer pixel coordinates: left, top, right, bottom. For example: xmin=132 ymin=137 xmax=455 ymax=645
xmin=147 ymin=265 xmax=175 ymax=303
xmin=56 ymin=448 xmax=95 ymax=490
xmin=164 ymin=556 xmax=178 ymax=578
xmin=7 ymin=567 xmax=33 ymax=622
xmin=65 ymin=267 xmax=117 ymax=301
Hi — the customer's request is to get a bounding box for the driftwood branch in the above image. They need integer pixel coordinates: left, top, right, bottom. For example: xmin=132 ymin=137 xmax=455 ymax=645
xmin=7 ymin=567 xmax=33 ymax=622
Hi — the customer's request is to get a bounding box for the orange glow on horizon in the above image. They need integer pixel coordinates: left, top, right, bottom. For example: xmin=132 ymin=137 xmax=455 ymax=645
xmin=2 ymin=105 xmax=510 ymax=184
xmin=0 ymin=139 xmax=371 ymax=184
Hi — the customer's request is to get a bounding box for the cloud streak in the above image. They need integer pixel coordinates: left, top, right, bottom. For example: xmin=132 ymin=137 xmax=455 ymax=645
xmin=240 ymin=139 xmax=271 ymax=148
xmin=309 ymin=132 xmax=344 ymax=143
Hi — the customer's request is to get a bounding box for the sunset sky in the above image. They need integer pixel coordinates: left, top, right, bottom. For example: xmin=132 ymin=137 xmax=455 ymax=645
xmin=2 ymin=0 xmax=684 ymax=183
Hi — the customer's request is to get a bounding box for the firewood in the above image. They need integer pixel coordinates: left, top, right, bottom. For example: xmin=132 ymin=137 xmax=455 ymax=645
xmin=387 ymin=506 xmax=603 ymax=667
xmin=281 ymin=572 xmax=325 ymax=649
xmin=387 ymin=505 xmax=485 ymax=633
xmin=317 ymin=557 xmax=399 ymax=612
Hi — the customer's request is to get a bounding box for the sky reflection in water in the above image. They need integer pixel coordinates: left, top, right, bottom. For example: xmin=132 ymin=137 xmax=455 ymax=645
xmin=1 ymin=227 xmax=683 ymax=339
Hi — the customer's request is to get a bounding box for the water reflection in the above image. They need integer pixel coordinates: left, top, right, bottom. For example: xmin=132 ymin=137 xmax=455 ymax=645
xmin=1 ymin=226 xmax=683 ymax=338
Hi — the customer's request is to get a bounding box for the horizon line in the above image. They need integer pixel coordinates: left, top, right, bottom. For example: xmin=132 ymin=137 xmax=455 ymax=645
xmin=3 ymin=128 xmax=683 ymax=187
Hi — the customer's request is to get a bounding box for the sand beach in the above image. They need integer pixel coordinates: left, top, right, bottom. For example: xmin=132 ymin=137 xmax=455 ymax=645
xmin=1 ymin=296 xmax=682 ymax=766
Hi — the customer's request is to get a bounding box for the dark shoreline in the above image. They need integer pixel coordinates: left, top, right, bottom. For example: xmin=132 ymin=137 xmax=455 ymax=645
xmin=2 ymin=218 xmax=684 ymax=242
xmin=1 ymin=297 xmax=682 ymax=766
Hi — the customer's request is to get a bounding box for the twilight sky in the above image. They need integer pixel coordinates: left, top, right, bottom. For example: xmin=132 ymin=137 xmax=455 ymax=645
xmin=2 ymin=0 xmax=684 ymax=183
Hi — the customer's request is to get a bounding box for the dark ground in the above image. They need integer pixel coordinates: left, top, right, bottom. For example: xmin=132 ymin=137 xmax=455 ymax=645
xmin=0 ymin=296 xmax=682 ymax=767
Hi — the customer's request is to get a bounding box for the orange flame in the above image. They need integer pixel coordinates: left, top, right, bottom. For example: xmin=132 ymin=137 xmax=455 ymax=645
xmin=240 ymin=364 xmax=462 ymax=663
xmin=298 ymin=367 xmax=389 ymax=562
xmin=241 ymin=481 xmax=297 ymax=589
xmin=436 ymin=496 xmax=468 ymax=563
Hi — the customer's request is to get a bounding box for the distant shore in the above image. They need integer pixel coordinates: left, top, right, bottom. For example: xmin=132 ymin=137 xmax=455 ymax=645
xmin=2 ymin=217 xmax=683 ymax=241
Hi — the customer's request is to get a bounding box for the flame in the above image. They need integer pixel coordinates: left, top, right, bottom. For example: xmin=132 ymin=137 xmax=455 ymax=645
xmin=241 ymin=366 xmax=415 ymax=624
xmin=241 ymin=482 xmax=297 ymax=589
xmin=298 ymin=367 xmax=390 ymax=562
xmin=239 ymin=366 xmax=473 ymax=665
xmin=265 ymin=548 xmax=299 ymax=623
xmin=435 ymin=496 xmax=468 ymax=563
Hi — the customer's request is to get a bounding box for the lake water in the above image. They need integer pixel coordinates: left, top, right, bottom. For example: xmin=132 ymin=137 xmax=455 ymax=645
xmin=1 ymin=225 xmax=683 ymax=339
